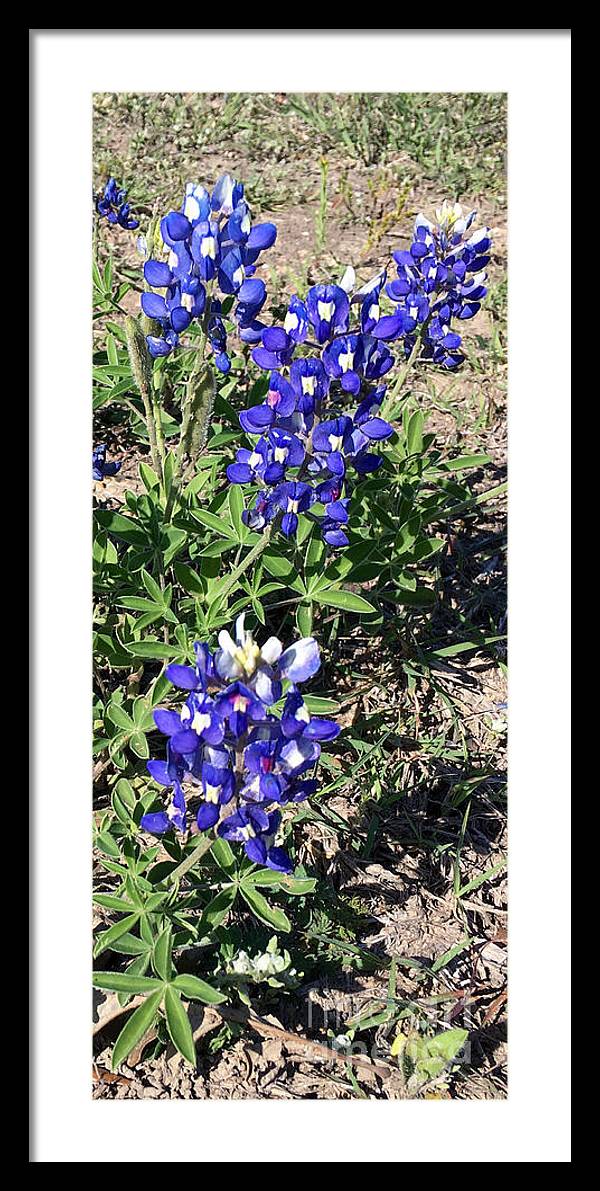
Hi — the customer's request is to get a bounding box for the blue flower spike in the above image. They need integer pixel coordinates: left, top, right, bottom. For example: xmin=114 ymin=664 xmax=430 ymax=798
xmin=141 ymin=617 xmax=339 ymax=874
xmin=137 ymin=172 xmax=278 ymax=365
xmin=224 ymin=200 xmax=490 ymax=550
xmin=95 ymin=177 xmax=139 ymax=230
xmin=92 ymin=444 xmax=121 ymax=481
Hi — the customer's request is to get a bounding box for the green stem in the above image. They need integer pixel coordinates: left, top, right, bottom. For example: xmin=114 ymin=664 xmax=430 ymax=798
xmin=152 ymin=389 xmax=166 ymax=469
xmin=125 ymin=316 xmax=163 ymax=479
xmin=163 ymin=338 xmax=211 ymax=523
xmin=215 ymin=528 xmax=272 ymax=606
xmin=381 ymin=331 xmax=424 ymax=422
xmin=167 ymin=833 xmax=215 ymax=884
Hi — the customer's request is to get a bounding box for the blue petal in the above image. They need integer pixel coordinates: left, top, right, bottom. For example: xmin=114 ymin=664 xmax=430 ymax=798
xmin=279 ymin=637 xmax=320 ymax=683
xmin=164 ymin=664 xmax=199 ymax=690
xmin=246 ymin=222 xmax=277 ymax=251
xmin=262 ymin=326 xmax=290 ymax=352
xmin=304 ymin=719 xmax=340 ymax=740
xmin=245 ymin=836 xmax=268 ymax=865
xmin=252 ymin=347 xmax=284 ymax=371
xmin=153 ymin=709 xmax=183 ymax=736
xmin=361 ymin=417 xmax=393 ymax=440
xmin=238 ymin=278 xmax=266 ymax=306
xmin=171 ymin=728 xmax=201 ymax=753
xmin=227 ymin=462 xmax=254 ymax=483
xmin=214 ymin=352 xmax=231 ymax=374
xmin=170 ymin=307 xmax=192 ymax=333
xmin=143 ymin=260 xmax=173 ymax=287
xmin=281 ymin=512 xmax=298 ymax=537
xmin=146 ymin=760 xmax=172 ymax=786
xmin=239 ymin=405 xmax=273 ymax=433
xmin=165 ymin=210 xmax=192 ymax=241
xmin=140 ymin=811 xmax=171 ymax=835
xmin=141 ymin=292 xmax=168 ymax=320
xmin=146 ymin=336 xmax=172 ymax=358
xmin=266 ymin=846 xmax=293 ymax=873
xmin=196 ymin=803 xmax=220 ymax=830
xmin=371 ymin=313 xmax=405 ymax=340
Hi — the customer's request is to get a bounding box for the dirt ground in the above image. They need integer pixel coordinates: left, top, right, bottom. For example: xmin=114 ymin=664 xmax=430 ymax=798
xmin=93 ymin=93 xmax=507 ymax=1100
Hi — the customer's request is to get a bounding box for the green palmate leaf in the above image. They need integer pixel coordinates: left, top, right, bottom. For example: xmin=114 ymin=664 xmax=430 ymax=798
xmin=112 ymin=988 xmax=164 ymax=1070
xmin=211 ymin=837 xmax=237 ymax=875
xmin=124 ymin=640 xmax=181 ymax=660
xmin=303 ymin=695 xmax=341 ymax=714
xmin=94 ymin=912 xmax=141 ymax=956
xmin=228 ymin=484 xmax=244 ymax=531
xmin=117 ymin=596 xmax=163 ymax=613
xmin=93 ymin=893 xmax=137 ymax=912
xmin=172 ymin=974 xmax=227 ymax=1004
xmin=163 ymin=987 xmax=197 ymax=1065
xmin=405 ymin=407 xmax=424 ymax=456
xmin=152 ymin=927 xmax=173 ymax=982
xmin=106 ymin=704 xmax=134 ymax=730
xmin=141 ymin=569 xmax=164 ymax=603
xmin=106 ymin=333 xmax=119 ymax=366
xmin=95 ymin=831 xmax=122 ymax=859
xmin=246 ymin=870 xmax=317 ymax=896
xmin=262 ymin=551 xmax=297 ymax=580
xmin=133 ymin=697 xmax=154 ymax=728
xmin=192 ymin=508 xmax=237 ymax=540
xmin=174 ymin=562 xmax=205 ymax=596
xmin=130 ymin=732 xmax=150 ymax=759
xmin=92 ymin=971 xmax=162 ymax=994
xmin=313 ymin=588 xmax=376 ymax=614
xmin=115 ymin=778 xmax=136 ymax=812
xmin=94 ymin=509 xmax=148 ymax=547
xmin=109 ymin=932 xmax=151 ymax=957
xmin=199 ymin=884 xmax=237 ymax=929
xmin=239 ymin=884 xmax=292 ymax=932
xmin=444 ymin=453 xmax=491 ymax=471
xmin=122 ymin=952 xmax=151 ymax=987
xmin=296 ymin=601 xmax=313 ymax=636
xmin=139 ymin=461 xmax=161 ymax=491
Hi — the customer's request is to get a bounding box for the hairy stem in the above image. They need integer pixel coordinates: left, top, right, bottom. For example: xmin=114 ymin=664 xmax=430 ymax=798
xmin=125 ymin=316 xmax=163 ymax=478
xmin=214 ymin=527 xmax=273 ymax=607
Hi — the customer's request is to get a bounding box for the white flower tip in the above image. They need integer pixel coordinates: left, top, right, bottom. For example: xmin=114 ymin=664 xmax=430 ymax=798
xmin=339 ymin=265 xmax=356 ymax=294
xmin=218 ymin=630 xmax=236 ymax=654
xmin=260 ymin=636 xmax=283 ymax=665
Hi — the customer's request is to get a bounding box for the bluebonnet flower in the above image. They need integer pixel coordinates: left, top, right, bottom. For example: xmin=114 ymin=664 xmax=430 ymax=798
xmin=141 ymin=779 xmax=186 ymax=836
xmin=306 ymin=285 xmax=350 ymax=344
xmin=283 ymin=295 xmax=309 ymax=343
xmin=196 ymin=748 xmax=235 ymax=830
xmin=229 ymin=334 xmax=393 ymax=544
xmin=217 ymin=806 xmax=290 ymax=870
xmin=95 ymin=177 xmax=139 ymax=230
xmin=237 ymin=374 xmax=297 ymax=433
xmin=381 ymin=203 xmax=492 ymax=367
xmin=139 ymin=173 xmax=277 ymax=362
xmin=141 ymin=617 xmax=338 ymax=873
xmin=252 ymin=327 xmax=296 ymax=372
xmin=289 ymin=357 xmax=330 ymax=411
xmin=92 ymin=443 xmax=121 ymax=481
xmin=227 ymin=426 xmax=305 ymax=487
xmin=273 ymin=480 xmax=314 ymax=537
xmin=241 ymin=489 xmax=280 ymax=531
